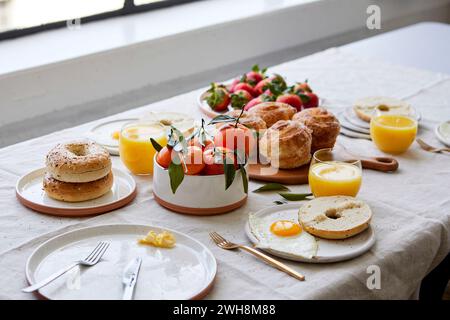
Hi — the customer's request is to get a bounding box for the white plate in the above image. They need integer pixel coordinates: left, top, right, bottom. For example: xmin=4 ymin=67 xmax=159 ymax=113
xmin=337 ymin=112 xmax=370 ymax=134
xmin=245 ymin=204 xmax=375 ymax=263
xmin=339 ymin=127 xmax=372 ymax=140
xmin=344 ymin=106 xmax=421 ymax=130
xmin=435 ymin=121 xmax=450 ymax=147
xmin=88 ymin=118 xmax=138 ymax=155
xmin=26 ymin=224 xmax=216 ymax=300
xmin=16 ymin=168 xmax=137 ymax=217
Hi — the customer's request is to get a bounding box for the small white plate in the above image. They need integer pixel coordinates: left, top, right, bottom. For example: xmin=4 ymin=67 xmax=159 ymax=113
xmin=344 ymin=106 xmax=421 ymax=130
xmin=16 ymin=168 xmax=137 ymax=217
xmin=435 ymin=121 xmax=450 ymax=147
xmin=197 ymin=90 xmax=233 ymax=118
xmin=337 ymin=112 xmax=370 ymax=134
xmin=88 ymin=118 xmax=138 ymax=155
xmin=25 ymin=224 xmax=217 ymax=300
xmin=245 ymin=204 xmax=375 ymax=263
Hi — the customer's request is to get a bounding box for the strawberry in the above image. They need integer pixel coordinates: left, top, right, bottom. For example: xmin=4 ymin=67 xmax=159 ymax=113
xmin=205 ymin=83 xmax=230 ymax=111
xmin=245 ymin=64 xmax=267 ymax=86
xmin=299 ymin=92 xmax=319 ymax=109
xmin=233 ymin=82 xmax=256 ymax=97
xmin=254 ymin=74 xmax=287 ymax=95
xmin=230 ymin=89 xmax=253 ymax=109
xmin=292 ymin=80 xmax=312 ymax=93
xmin=276 ymin=93 xmax=303 ymax=111
xmin=229 ymin=78 xmax=241 ymax=93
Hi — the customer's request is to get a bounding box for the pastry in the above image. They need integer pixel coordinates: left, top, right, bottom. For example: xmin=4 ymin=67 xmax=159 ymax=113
xmin=293 ymin=107 xmax=340 ymax=152
xmin=353 ymin=96 xmax=412 ymax=122
xmin=248 ymin=102 xmax=296 ymax=128
xmin=298 ymin=196 xmax=372 ymax=239
xmin=259 ymin=120 xmax=312 ymax=169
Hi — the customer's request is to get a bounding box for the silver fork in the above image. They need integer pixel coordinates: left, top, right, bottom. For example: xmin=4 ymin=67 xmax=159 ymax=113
xmin=416 ymin=138 xmax=450 ymax=153
xmin=209 ymin=232 xmax=305 ymax=281
xmin=22 ymin=241 xmax=110 ymax=293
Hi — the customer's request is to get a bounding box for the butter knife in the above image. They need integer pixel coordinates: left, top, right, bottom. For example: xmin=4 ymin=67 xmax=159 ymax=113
xmin=122 ymin=257 xmax=142 ymax=300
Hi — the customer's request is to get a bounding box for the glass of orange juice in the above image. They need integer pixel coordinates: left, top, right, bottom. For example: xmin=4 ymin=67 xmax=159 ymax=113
xmin=370 ymin=114 xmax=418 ymax=154
xmin=119 ymin=122 xmax=167 ymax=175
xmin=309 ymin=147 xmax=362 ymax=197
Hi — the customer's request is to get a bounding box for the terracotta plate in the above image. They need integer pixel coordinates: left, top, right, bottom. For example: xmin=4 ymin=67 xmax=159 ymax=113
xmin=16 ymin=168 xmax=137 ymax=217
xmin=25 ymin=224 xmax=216 ymax=300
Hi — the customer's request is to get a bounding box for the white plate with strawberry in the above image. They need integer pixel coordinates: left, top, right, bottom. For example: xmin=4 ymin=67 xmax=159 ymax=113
xmin=198 ymin=65 xmax=320 ymax=117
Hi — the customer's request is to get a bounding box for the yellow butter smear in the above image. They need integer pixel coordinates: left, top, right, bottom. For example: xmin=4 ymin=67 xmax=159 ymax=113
xmin=138 ymin=230 xmax=176 ymax=248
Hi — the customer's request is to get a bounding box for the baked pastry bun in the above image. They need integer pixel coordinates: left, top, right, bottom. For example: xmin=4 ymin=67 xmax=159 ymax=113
xmin=298 ymin=196 xmax=372 ymax=239
xmin=43 ymin=171 xmax=114 ymax=202
xmin=248 ymin=102 xmax=296 ymax=128
xmin=259 ymin=120 xmax=312 ymax=169
xmin=46 ymin=141 xmax=111 ymax=183
xmin=293 ymin=107 xmax=340 ymax=152
xmin=353 ymin=96 xmax=411 ymax=122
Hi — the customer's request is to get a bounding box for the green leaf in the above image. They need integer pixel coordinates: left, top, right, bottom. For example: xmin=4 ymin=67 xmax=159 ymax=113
xmin=299 ymin=93 xmax=311 ymax=104
xmin=208 ymin=114 xmax=236 ymax=125
xmin=251 ymin=64 xmax=259 ymax=72
xmin=240 ymin=166 xmax=248 ymax=194
xmin=278 ymin=192 xmax=313 ymax=201
xmin=253 ymin=183 xmax=290 ymax=193
xmin=274 ymin=200 xmax=287 ymax=205
xmin=168 ymin=159 xmax=184 ymax=194
xmin=223 ymin=163 xmax=236 ymax=190
xmin=150 ymin=138 xmax=163 ymax=152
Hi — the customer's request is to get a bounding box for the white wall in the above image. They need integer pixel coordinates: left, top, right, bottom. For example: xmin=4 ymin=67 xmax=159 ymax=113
xmin=1 ymin=0 xmax=450 ymax=146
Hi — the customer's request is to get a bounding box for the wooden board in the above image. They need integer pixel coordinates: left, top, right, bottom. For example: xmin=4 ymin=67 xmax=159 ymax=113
xmin=248 ymin=156 xmax=399 ymax=185
xmin=248 ymin=163 xmax=309 ymax=185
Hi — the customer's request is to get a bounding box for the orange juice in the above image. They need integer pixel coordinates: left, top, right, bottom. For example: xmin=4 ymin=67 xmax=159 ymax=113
xmin=119 ymin=123 xmax=167 ymax=175
xmin=370 ymin=115 xmax=417 ymax=154
xmin=309 ymin=162 xmax=362 ymax=197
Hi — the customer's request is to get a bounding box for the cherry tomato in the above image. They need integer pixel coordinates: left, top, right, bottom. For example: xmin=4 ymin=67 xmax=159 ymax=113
xmin=214 ymin=123 xmax=256 ymax=158
xmin=202 ymin=147 xmax=237 ymax=175
xmin=156 ymin=146 xmax=173 ymax=169
xmin=183 ymin=146 xmax=205 ymax=175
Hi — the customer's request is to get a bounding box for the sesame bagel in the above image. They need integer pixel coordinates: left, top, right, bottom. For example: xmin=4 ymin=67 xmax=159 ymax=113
xmin=46 ymin=141 xmax=111 ymax=183
xmin=43 ymin=171 xmax=114 ymax=202
xmin=298 ymin=196 xmax=372 ymax=239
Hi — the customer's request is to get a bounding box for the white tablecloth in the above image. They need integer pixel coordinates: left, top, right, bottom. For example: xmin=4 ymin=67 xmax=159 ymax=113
xmin=0 ymin=48 xmax=449 ymax=299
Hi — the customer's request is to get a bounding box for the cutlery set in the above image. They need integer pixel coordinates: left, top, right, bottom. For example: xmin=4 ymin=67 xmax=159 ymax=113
xmin=22 ymin=241 xmax=142 ymax=300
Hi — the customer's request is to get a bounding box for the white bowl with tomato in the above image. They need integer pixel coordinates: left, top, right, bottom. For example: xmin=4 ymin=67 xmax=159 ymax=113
xmin=152 ymin=124 xmax=251 ymax=215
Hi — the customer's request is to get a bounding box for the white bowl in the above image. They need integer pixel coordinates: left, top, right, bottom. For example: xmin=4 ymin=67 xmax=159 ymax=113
xmin=153 ymin=158 xmax=248 ymax=215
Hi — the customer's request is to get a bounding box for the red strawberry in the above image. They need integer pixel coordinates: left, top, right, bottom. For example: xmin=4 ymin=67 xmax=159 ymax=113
xmin=276 ymin=94 xmax=303 ymax=111
xmin=205 ymin=83 xmax=230 ymax=111
xmin=229 ymin=78 xmax=241 ymax=93
xmin=245 ymin=64 xmax=267 ymax=85
xmin=233 ymin=82 xmax=256 ymax=97
xmin=293 ymin=80 xmax=312 ymax=93
xmin=230 ymin=90 xmax=253 ymax=109
xmin=254 ymin=78 xmax=271 ymax=95
xmin=299 ymin=92 xmax=319 ymax=109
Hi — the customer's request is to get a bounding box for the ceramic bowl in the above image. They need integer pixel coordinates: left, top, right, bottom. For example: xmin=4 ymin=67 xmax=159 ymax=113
xmin=153 ymin=157 xmax=248 ymax=215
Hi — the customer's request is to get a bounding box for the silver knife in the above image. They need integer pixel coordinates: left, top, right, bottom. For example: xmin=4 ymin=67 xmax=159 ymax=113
xmin=122 ymin=257 xmax=142 ymax=300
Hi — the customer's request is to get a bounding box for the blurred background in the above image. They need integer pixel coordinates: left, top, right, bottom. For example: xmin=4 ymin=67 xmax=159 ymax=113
xmin=0 ymin=0 xmax=449 ymax=147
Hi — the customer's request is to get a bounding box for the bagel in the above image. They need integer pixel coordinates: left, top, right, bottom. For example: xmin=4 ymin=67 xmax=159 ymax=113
xmin=353 ymin=96 xmax=411 ymax=122
xmin=43 ymin=171 xmax=114 ymax=202
xmin=46 ymin=141 xmax=111 ymax=183
xmin=298 ymin=196 xmax=372 ymax=239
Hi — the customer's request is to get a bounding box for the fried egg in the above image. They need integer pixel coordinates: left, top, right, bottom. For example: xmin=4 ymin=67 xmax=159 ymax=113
xmin=249 ymin=211 xmax=317 ymax=259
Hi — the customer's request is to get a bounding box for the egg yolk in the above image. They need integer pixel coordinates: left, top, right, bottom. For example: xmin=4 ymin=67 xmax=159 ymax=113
xmin=270 ymin=220 xmax=302 ymax=237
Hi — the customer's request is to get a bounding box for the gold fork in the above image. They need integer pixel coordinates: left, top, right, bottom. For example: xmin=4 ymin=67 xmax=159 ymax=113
xmin=416 ymin=138 xmax=450 ymax=153
xmin=209 ymin=232 xmax=305 ymax=281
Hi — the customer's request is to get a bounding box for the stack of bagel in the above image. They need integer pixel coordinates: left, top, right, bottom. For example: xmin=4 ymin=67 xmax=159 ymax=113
xmin=43 ymin=141 xmax=113 ymax=202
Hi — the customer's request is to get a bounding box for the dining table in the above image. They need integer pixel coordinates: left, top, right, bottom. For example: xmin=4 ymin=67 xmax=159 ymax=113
xmin=0 ymin=25 xmax=449 ymax=300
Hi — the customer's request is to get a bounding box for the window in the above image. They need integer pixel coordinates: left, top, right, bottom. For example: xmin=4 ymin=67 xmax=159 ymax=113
xmin=0 ymin=0 xmax=202 ymax=40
